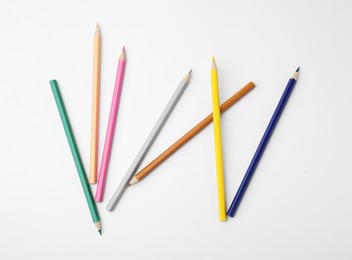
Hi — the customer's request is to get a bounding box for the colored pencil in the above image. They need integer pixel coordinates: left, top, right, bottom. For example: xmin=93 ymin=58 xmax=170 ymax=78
xmin=49 ymin=80 xmax=101 ymax=234
xmin=106 ymin=70 xmax=192 ymax=211
xmin=89 ymin=23 xmax=101 ymax=184
xmin=95 ymin=47 xmax=126 ymax=202
xmin=210 ymin=56 xmax=226 ymax=221
xmin=227 ymin=67 xmax=300 ymax=217
xmin=129 ymin=81 xmax=255 ymax=185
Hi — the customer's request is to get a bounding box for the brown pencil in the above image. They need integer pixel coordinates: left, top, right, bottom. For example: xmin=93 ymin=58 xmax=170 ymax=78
xmin=129 ymin=81 xmax=255 ymax=185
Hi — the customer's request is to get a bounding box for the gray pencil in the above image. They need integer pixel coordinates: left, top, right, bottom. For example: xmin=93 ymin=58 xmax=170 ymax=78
xmin=106 ymin=70 xmax=192 ymax=211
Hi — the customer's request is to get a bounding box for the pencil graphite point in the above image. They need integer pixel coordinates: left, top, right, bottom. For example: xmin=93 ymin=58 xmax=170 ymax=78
xmin=123 ymin=46 xmax=125 ymax=52
xmin=296 ymin=66 xmax=300 ymax=72
xmin=189 ymin=69 xmax=192 ymax=74
xmin=98 ymin=230 xmax=102 ymax=235
xmin=212 ymin=56 xmax=215 ymax=62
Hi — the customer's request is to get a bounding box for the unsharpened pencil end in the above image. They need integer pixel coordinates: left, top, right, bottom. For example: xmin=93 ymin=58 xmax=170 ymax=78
xmin=49 ymin=80 xmax=59 ymax=90
xmin=49 ymin=79 xmax=57 ymax=85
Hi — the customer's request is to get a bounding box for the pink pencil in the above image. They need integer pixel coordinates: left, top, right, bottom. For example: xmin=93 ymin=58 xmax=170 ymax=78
xmin=95 ymin=47 xmax=126 ymax=202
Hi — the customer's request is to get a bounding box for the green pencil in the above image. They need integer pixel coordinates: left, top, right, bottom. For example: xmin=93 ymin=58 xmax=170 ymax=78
xmin=50 ymin=79 xmax=101 ymax=235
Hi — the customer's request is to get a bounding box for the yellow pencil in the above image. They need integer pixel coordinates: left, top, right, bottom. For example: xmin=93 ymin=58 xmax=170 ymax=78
xmin=89 ymin=23 xmax=101 ymax=184
xmin=210 ymin=56 xmax=227 ymax=221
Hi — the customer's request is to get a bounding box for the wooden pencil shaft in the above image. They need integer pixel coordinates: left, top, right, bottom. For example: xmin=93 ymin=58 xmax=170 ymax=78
xmin=95 ymin=48 xmax=126 ymax=202
xmin=133 ymin=81 xmax=255 ymax=183
xmin=89 ymin=25 xmax=101 ymax=184
xmin=210 ymin=60 xmax=227 ymax=221
xmin=106 ymin=73 xmax=191 ymax=211
xmin=227 ymin=68 xmax=299 ymax=218
xmin=50 ymin=80 xmax=101 ymax=226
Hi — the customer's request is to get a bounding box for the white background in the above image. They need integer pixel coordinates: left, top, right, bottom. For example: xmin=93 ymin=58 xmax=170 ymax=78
xmin=1 ymin=0 xmax=351 ymax=259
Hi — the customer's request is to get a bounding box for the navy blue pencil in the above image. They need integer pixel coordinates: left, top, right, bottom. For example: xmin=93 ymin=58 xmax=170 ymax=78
xmin=227 ymin=67 xmax=300 ymax=217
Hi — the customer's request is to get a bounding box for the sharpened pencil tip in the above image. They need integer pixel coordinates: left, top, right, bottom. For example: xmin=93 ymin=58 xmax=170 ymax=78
xmin=98 ymin=230 xmax=102 ymax=235
xmin=292 ymin=67 xmax=299 ymax=80
xmin=189 ymin=69 xmax=192 ymax=74
xmin=211 ymin=56 xmax=217 ymax=70
xmin=95 ymin=23 xmax=100 ymax=37
xmin=183 ymin=69 xmax=192 ymax=82
xmin=119 ymin=46 xmax=126 ymax=60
